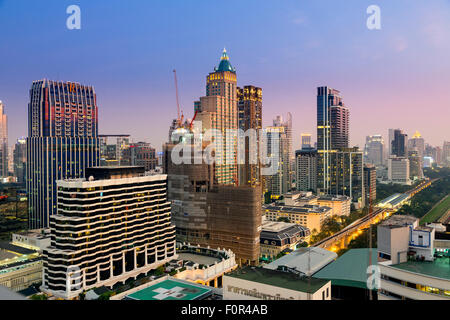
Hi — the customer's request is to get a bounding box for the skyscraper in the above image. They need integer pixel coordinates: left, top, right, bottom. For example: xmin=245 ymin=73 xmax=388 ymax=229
xmin=408 ymin=148 xmax=423 ymax=180
xmin=195 ymin=48 xmax=238 ymax=185
xmin=165 ymin=50 xmax=262 ymax=265
xmin=27 ymin=80 xmax=100 ymax=228
xmin=273 ymin=114 xmax=294 ymax=189
xmin=316 ymin=87 xmax=364 ymax=206
xmin=317 ymin=87 xmax=347 ymax=151
xmin=123 ymin=141 xmax=158 ymax=172
xmin=391 ymin=129 xmax=408 ymax=157
xmin=316 ymin=86 xmax=346 ymax=194
xmin=364 ymin=164 xmax=377 ymax=206
xmin=408 ymin=131 xmax=425 ymax=161
xmin=237 ymin=85 xmax=262 ymax=186
xmin=295 ymin=148 xmax=317 ymax=192
xmin=364 ymin=135 xmax=384 ymax=166
xmin=13 ymin=138 xmax=27 ymax=184
xmin=265 ymin=124 xmax=290 ymax=196
xmin=0 ymin=101 xmax=8 ymax=178
xmin=99 ymin=134 xmax=130 ymax=166
xmin=444 ymin=141 xmax=450 ymax=167
xmin=388 ymin=156 xmax=410 ymax=185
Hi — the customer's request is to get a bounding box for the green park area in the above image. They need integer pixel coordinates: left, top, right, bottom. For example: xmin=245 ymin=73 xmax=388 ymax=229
xmin=420 ymin=195 xmax=450 ymax=224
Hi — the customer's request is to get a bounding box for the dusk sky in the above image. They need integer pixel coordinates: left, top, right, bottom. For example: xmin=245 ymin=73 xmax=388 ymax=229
xmin=1 ymin=0 xmax=449 ymax=151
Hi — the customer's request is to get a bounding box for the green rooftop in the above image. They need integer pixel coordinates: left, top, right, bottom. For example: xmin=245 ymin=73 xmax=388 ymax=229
xmin=313 ymin=248 xmax=378 ymax=289
xmin=392 ymin=256 xmax=450 ymax=281
xmin=226 ymin=266 xmax=328 ymax=294
xmin=125 ymin=279 xmax=212 ymax=300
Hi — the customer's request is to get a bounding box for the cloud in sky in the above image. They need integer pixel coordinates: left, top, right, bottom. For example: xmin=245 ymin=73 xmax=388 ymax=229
xmin=392 ymin=36 xmax=408 ymax=53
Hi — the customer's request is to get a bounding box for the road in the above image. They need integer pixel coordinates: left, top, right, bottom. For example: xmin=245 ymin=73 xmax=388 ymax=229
xmin=312 ymin=179 xmax=436 ymax=251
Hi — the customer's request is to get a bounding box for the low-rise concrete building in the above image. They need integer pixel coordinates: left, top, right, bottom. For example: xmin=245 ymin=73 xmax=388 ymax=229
xmin=171 ymin=244 xmax=237 ymax=288
xmin=263 ymin=247 xmax=337 ymax=276
xmin=0 ymin=242 xmax=42 ymax=292
xmin=223 ymin=266 xmax=331 ymax=300
xmin=260 ymin=219 xmax=310 ymax=260
xmin=377 ymin=215 xmax=450 ymax=300
xmin=263 ymin=204 xmax=332 ymax=233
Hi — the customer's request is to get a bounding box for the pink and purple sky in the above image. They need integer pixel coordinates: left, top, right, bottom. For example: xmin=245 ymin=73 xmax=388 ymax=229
xmin=0 ymin=0 xmax=449 ymax=151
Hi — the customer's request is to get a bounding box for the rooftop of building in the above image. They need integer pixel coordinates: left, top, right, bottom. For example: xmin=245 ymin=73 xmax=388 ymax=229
xmin=226 ymin=266 xmax=329 ymax=294
xmin=86 ymin=166 xmax=146 ymax=180
xmin=380 ymin=215 xmax=418 ymax=229
xmin=295 ymin=148 xmax=317 ymax=154
xmin=0 ymin=257 xmax=42 ymax=275
xmin=124 ymin=278 xmax=212 ymax=300
xmin=176 ymin=253 xmax=221 ymax=267
xmin=261 ymin=220 xmax=310 ymax=241
xmin=13 ymin=229 xmax=50 ymax=240
xmin=0 ymin=285 xmax=27 ymax=300
xmin=263 ymin=204 xmax=331 ymax=214
xmin=261 ymin=219 xmax=296 ymax=232
xmin=317 ymin=195 xmax=351 ymax=202
xmin=176 ymin=244 xmax=233 ymax=263
xmin=263 ymin=247 xmax=337 ymax=276
xmin=313 ymin=248 xmax=378 ymax=289
xmin=0 ymin=241 xmax=36 ymax=256
xmin=391 ymin=256 xmax=450 ymax=281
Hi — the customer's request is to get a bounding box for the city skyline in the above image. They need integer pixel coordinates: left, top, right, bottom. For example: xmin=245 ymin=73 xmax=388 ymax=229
xmin=1 ymin=0 xmax=449 ymax=151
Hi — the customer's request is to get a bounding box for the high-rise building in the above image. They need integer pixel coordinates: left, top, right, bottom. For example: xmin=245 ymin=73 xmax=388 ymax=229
xmin=364 ymin=135 xmax=384 ymax=166
xmin=443 ymin=141 xmax=450 ymax=167
xmin=237 ymin=85 xmax=262 ymax=186
xmin=273 ymin=114 xmax=294 ymax=189
xmin=164 ymin=50 xmax=263 ymax=265
xmin=388 ymin=129 xmax=395 ymax=157
xmin=164 ymin=130 xmax=262 ymax=265
xmin=265 ymin=125 xmax=290 ymax=196
xmin=408 ymin=148 xmax=423 ymax=180
xmin=316 ymin=87 xmax=364 ymax=206
xmin=408 ymin=131 xmax=425 ymax=161
xmin=388 ymin=156 xmax=410 ymax=185
xmin=42 ymin=167 xmax=176 ymax=299
xmin=391 ymin=129 xmax=408 ymax=157
xmin=195 ymin=48 xmax=238 ymax=185
xmin=295 ymin=148 xmax=317 ymax=192
xmin=332 ymin=147 xmax=365 ymax=206
xmin=434 ymin=146 xmax=443 ymax=166
xmin=13 ymin=138 xmax=27 ymax=184
xmin=364 ymin=164 xmax=377 ymax=206
xmin=301 ymin=133 xmax=312 ymax=149
xmin=0 ymin=101 xmax=8 ymax=178
xmin=123 ymin=141 xmax=157 ymax=172
xmin=99 ymin=134 xmax=130 ymax=166
xmin=317 ymin=86 xmax=346 ymax=193
xmin=27 ymin=80 xmax=100 ymax=229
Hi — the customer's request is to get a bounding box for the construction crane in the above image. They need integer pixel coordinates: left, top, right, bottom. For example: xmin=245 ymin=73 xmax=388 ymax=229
xmin=189 ymin=109 xmax=198 ymax=130
xmin=173 ymin=69 xmax=183 ymax=127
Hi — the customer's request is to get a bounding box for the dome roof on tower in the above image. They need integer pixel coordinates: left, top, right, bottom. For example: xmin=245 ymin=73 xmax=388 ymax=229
xmin=214 ymin=48 xmax=236 ymax=73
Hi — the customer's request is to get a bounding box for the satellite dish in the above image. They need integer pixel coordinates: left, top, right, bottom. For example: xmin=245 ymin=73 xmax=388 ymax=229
xmin=88 ymin=176 xmax=94 ymax=181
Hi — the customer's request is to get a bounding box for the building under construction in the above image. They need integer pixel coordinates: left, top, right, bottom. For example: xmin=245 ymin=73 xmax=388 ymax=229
xmin=163 ymin=50 xmax=262 ymax=265
xmin=163 ymin=138 xmax=262 ymax=266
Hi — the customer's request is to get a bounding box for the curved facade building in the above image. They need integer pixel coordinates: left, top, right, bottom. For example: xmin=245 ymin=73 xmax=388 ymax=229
xmin=42 ymin=167 xmax=177 ymax=299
